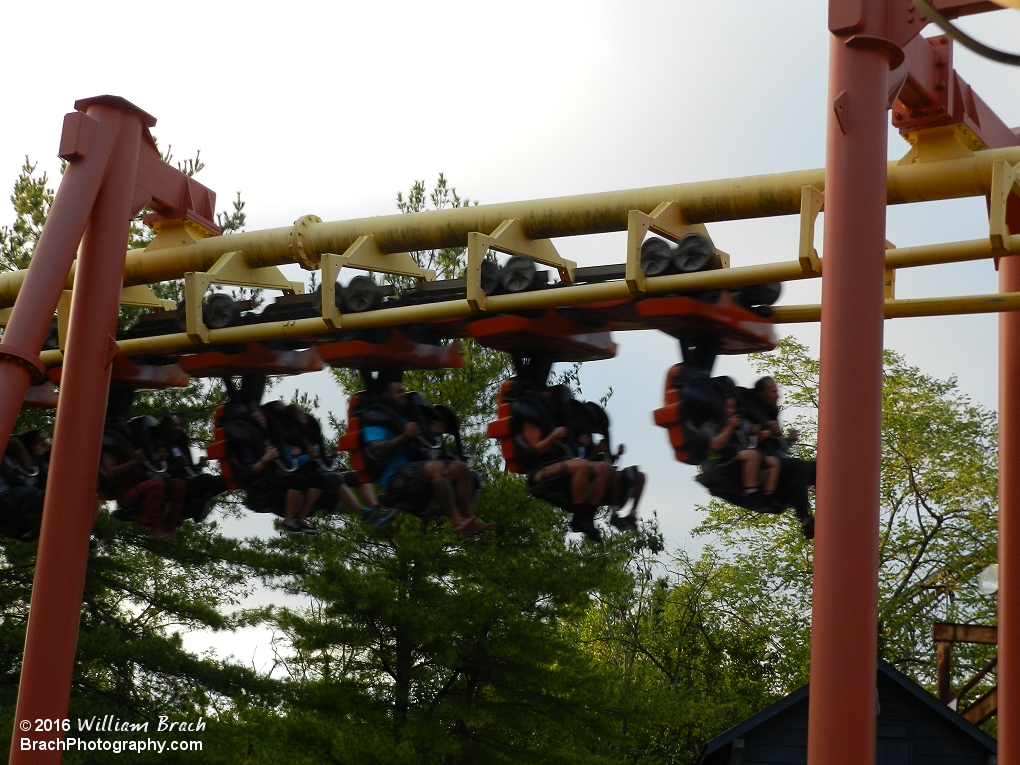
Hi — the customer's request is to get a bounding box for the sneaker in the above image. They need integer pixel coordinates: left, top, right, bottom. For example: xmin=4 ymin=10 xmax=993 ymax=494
xmin=570 ymin=513 xmax=603 ymax=543
xmin=361 ymin=506 xmax=398 ymax=527
xmin=609 ymin=512 xmax=638 ymax=533
xmin=741 ymin=489 xmax=767 ymax=511
xmin=799 ymin=515 xmax=815 ymax=540
xmin=296 ymin=520 xmax=318 ymax=536
xmin=281 ymin=521 xmax=314 ymax=536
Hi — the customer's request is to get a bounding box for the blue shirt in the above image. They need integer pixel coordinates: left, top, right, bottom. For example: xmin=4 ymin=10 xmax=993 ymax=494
xmin=363 ymin=423 xmax=410 ymax=488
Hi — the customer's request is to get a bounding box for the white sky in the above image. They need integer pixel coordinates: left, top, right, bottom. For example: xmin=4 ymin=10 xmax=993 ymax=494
xmin=2 ymin=1 xmax=1018 ymax=667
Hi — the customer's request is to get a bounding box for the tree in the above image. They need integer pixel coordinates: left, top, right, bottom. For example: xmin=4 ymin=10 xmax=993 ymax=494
xmin=0 ymin=154 xmax=280 ymax=763
xmin=0 ymin=158 xmax=53 ymax=272
xmin=229 ymin=176 xmax=651 ymax=765
xmin=736 ymin=338 xmax=997 ymax=685
xmin=579 ymin=337 xmax=1000 ymax=760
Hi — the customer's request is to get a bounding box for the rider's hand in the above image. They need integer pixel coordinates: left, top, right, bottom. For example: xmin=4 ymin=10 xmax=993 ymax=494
xmin=404 ymin=422 xmax=422 ymax=439
xmin=787 ymin=428 xmax=799 ymax=443
xmin=551 ymin=426 xmax=569 ymax=440
xmin=263 ymin=446 xmax=279 ymax=461
xmin=197 ymin=456 xmax=208 ymax=468
xmin=431 ymin=421 xmax=444 ymax=435
xmin=727 ymin=413 xmax=741 ymax=430
xmin=133 ymin=449 xmax=146 ymax=463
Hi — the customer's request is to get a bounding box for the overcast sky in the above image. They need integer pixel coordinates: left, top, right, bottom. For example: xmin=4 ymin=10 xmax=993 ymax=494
xmin=2 ymin=1 xmax=1018 ymax=667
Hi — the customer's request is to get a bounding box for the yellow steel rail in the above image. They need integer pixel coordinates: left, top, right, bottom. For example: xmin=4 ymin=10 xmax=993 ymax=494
xmin=773 ymin=292 xmax=1020 ymax=323
xmin=34 ymin=233 xmax=1020 ymax=369
xmin=1 ymin=147 xmax=1018 ymax=309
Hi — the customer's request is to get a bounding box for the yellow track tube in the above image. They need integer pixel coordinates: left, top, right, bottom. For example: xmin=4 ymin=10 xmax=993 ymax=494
xmin=2 ymin=147 xmax=1019 ymax=309
xmin=34 ymin=235 xmax=1020 ymax=368
xmin=773 ymin=291 xmax=1020 ymax=323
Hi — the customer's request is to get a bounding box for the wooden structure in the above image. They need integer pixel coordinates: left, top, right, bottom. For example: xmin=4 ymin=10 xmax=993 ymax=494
xmin=934 ymin=621 xmax=999 ymax=725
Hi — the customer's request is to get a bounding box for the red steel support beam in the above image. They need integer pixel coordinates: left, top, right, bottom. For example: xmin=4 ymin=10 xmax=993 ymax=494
xmin=4 ymin=97 xmax=217 ymax=765
xmin=999 ymin=197 xmax=1020 ymax=765
xmin=8 ymin=102 xmax=145 ymax=765
xmin=0 ymin=114 xmax=119 ymax=442
xmin=808 ymin=4 xmax=892 ymax=764
xmin=932 ymin=622 xmax=999 ymax=644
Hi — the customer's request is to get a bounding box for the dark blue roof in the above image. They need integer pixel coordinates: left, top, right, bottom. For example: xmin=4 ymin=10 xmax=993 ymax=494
xmin=695 ymin=659 xmax=996 ymax=764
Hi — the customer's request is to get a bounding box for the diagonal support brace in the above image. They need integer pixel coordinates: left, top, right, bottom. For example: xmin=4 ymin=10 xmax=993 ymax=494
xmin=990 ymin=160 xmax=1020 ymax=252
xmin=799 ymin=185 xmax=824 ymax=274
xmin=319 ymin=236 xmax=434 ymax=329
xmin=625 ymin=201 xmax=726 ymax=293
xmin=184 ymin=251 xmax=304 ymax=343
xmin=467 ymin=219 xmax=574 ymax=311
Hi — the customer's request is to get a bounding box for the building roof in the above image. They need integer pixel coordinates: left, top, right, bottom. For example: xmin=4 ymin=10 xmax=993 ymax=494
xmin=695 ymin=659 xmax=996 ymax=765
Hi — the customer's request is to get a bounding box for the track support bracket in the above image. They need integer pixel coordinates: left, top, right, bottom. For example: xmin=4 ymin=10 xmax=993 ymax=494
xmin=799 ymin=186 xmax=824 ymax=274
xmin=989 ymin=160 xmax=1020 ymax=253
xmin=467 ymin=219 xmax=573 ymax=311
xmin=626 ymin=201 xmax=723 ymax=293
xmin=319 ymin=236 xmax=434 ymax=329
xmin=184 ymin=251 xmax=304 ymax=343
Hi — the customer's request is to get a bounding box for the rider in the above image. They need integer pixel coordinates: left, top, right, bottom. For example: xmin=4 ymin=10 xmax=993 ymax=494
xmin=575 ymin=419 xmax=646 ymax=532
xmin=99 ymin=427 xmax=183 ymax=540
xmin=20 ymin=430 xmax=51 ymax=490
xmin=747 ymin=376 xmax=816 ymax=539
xmin=251 ymin=405 xmax=321 ymax=535
xmin=219 ymin=376 xmax=323 ymax=535
xmin=284 ymin=403 xmax=396 ymax=527
xmin=0 ymin=435 xmax=44 ymax=542
xmin=157 ymin=416 xmax=228 ymax=522
xmin=697 ymin=397 xmax=779 ymax=508
xmin=363 ymin=374 xmax=493 ymax=535
xmin=516 ymin=385 xmax=614 ymax=541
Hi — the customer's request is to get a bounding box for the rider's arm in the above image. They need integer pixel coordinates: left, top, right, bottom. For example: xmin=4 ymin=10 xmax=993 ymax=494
xmin=365 ymin=424 xmax=413 ymax=459
xmin=248 ymin=444 xmax=278 ymax=474
xmin=523 ymin=422 xmax=568 ymax=456
xmin=707 ymin=416 xmax=739 ymax=451
xmin=102 ymin=449 xmax=144 ymax=479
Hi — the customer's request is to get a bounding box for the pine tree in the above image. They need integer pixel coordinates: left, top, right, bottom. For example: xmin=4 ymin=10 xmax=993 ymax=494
xmin=230 ymin=177 xmax=651 ymax=764
xmin=0 ymin=155 xmax=280 ymax=763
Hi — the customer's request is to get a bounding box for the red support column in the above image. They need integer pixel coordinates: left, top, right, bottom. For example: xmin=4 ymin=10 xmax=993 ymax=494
xmin=0 ymin=111 xmax=121 ymax=453
xmin=999 ymin=230 xmax=1020 ymax=765
xmin=8 ymin=104 xmax=145 ymax=765
xmin=807 ymin=18 xmax=891 ymax=765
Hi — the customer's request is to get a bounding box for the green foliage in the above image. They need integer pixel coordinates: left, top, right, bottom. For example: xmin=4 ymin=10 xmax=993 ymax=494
xmin=744 ymin=338 xmax=999 ymax=684
xmin=577 ymin=536 xmax=810 ymax=764
xmin=0 ymin=153 xmax=274 ymax=761
xmin=0 ymin=158 xmax=53 ymax=272
xmin=395 ymin=172 xmax=476 ymax=281
xmin=217 ymin=191 xmax=247 ymax=235
xmin=0 ymin=517 xmax=285 ymax=762
xmin=246 ymin=470 xmax=638 ymax=764
xmin=578 ymin=337 xmax=1000 ymax=758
